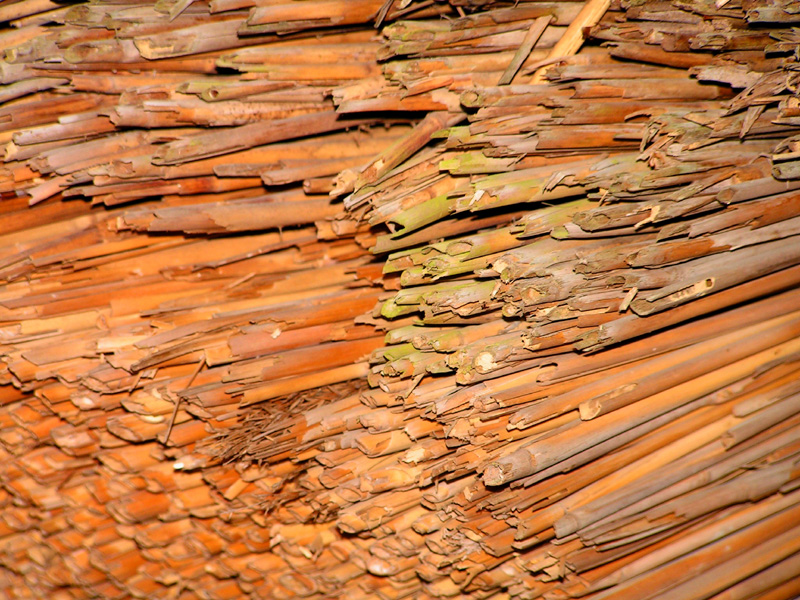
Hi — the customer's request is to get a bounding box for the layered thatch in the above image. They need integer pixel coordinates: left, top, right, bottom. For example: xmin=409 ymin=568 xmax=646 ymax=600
xmin=2 ymin=0 xmax=800 ymax=599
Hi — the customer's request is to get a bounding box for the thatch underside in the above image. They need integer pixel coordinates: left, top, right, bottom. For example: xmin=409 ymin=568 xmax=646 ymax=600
xmin=2 ymin=0 xmax=800 ymax=598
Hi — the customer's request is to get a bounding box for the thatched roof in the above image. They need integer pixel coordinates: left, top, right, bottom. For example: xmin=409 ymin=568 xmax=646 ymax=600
xmin=2 ymin=0 xmax=800 ymax=598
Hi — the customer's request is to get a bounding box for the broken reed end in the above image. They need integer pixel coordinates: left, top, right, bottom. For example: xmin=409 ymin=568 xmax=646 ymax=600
xmin=483 ymin=449 xmax=536 ymax=486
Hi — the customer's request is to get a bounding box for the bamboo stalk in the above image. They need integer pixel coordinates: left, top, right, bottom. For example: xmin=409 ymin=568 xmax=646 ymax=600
xmin=648 ymin=521 xmax=800 ymax=600
xmin=497 ymin=16 xmax=551 ymax=86
xmin=529 ymin=0 xmax=611 ymax=83
xmin=152 ymin=111 xmax=375 ymax=165
xmin=483 ymin=336 xmax=800 ymax=486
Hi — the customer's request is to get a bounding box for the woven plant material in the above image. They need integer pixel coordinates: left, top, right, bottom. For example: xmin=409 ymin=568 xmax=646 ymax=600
xmin=2 ymin=0 xmax=800 ymax=599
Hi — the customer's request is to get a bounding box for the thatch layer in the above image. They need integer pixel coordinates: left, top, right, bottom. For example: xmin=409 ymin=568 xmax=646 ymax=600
xmin=1 ymin=0 xmax=800 ymax=599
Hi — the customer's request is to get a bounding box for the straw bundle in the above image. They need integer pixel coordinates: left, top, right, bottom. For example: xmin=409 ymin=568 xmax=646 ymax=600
xmin=1 ymin=0 xmax=799 ymax=599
